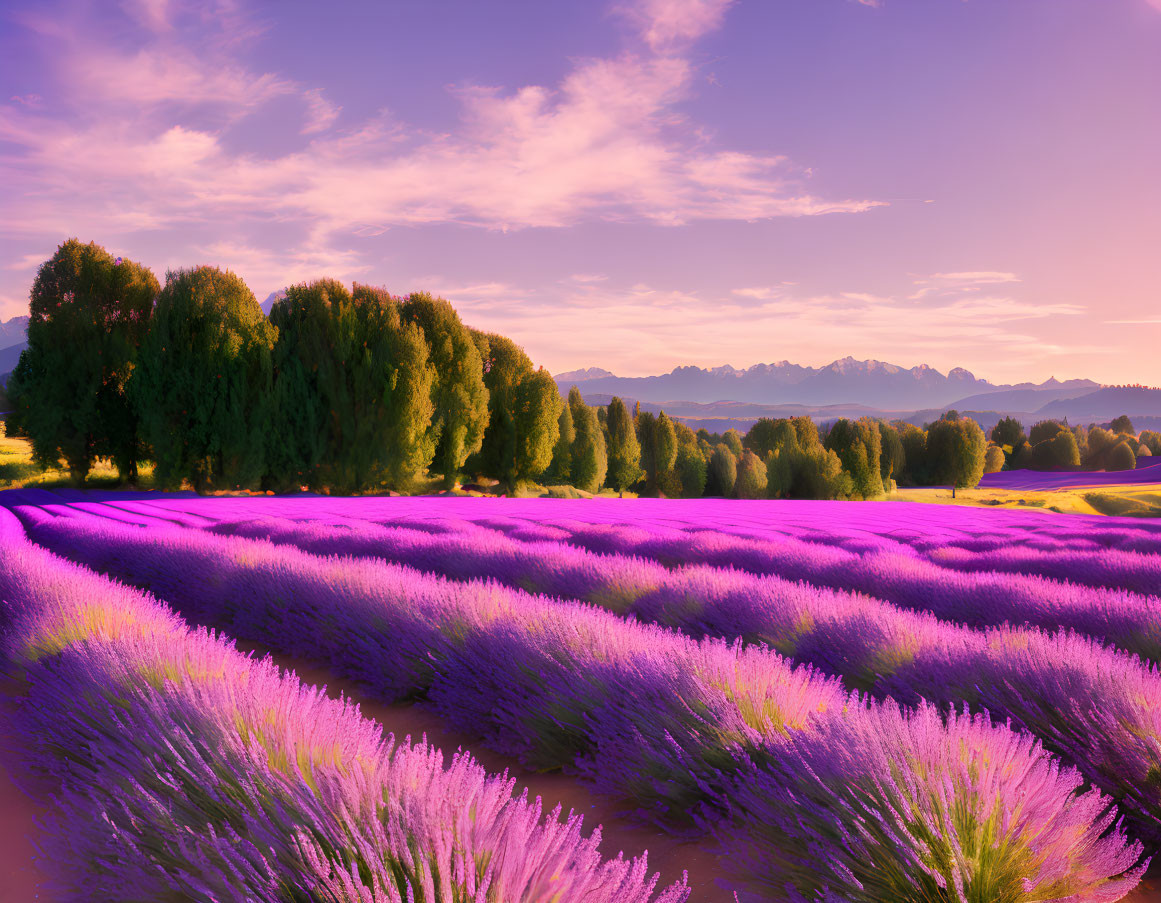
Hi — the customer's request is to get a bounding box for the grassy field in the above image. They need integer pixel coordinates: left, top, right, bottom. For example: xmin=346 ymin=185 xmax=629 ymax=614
xmin=892 ymin=483 xmax=1161 ymax=517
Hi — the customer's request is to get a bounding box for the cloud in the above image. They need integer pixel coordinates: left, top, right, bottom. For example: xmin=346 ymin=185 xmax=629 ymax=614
xmin=0 ymin=0 xmax=879 ymax=265
xmin=619 ymin=0 xmax=734 ymax=50
xmin=929 ymin=271 xmax=1021 ymax=284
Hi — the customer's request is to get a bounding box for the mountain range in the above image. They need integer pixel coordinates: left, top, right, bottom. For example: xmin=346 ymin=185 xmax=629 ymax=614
xmin=555 ymin=357 xmax=1100 ymax=411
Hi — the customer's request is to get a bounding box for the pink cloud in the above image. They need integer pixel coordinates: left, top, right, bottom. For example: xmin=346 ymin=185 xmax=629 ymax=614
xmin=621 ymin=0 xmax=735 ymax=50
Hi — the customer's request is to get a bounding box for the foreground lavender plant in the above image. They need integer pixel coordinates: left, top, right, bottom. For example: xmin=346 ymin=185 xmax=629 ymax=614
xmin=0 ymin=510 xmax=688 ymax=902
xmin=7 ymin=503 xmax=1147 ymax=900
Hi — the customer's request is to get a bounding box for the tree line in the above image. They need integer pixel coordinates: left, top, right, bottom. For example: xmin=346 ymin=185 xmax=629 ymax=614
xmin=6 ymin=240 xmax=1148 ymax=498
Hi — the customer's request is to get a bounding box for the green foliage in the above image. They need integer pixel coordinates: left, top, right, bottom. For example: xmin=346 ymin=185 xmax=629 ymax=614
xmin=1107 ymin=440 xmax=1137 ymax=472
xmin=637 ymin=410 xmax=677 ymax=494
xmin=545 ymin=400 xmax=575 ymax=484
xmin=568 ymin=387 xmax=607 ymax=493
xmin=512 ymin=368 xmax=561 ymax=485
xmin=926 ymin=418 xmax=987 ymax=489
xmin=605 ymin=397 xmax=642 ymax=492
xmin=990 ymin=416 xmax=1026 ymax=450
xmin=402 ymin=293 xmax=489 ymax=488
xmin=672 ymin=442 xmax=707 ymax=498
xmin=267 ymin=282 xmax=434 ymax=493
xmin=895 ymin=423 xmax=928 ymax=486
xmin=877 ymin=421 xmax=905 ymax=483
xmin=1083 ymin=428 xmax=1117 ymax=470
xmin=941 ymin=410 xmax=960 ymax=421
xmin=722 ymin=428 xmax=744 ymax=458
xmin=744 ymin=418 xmax=783 ymax=459
xmin=824 ymin=418 xmax=884 ymax=499
xmin=1029 ymin=430 xmax=1081 ymax=471
xmin=1111 ymin=414 xmax=1135 ymax=435
xmin=1139 ymin=430 xmax=1161 ymax=456
xmin=1029 ymin=420 xmax=1067 ymax=447
xmin=472 ymin=332 xmax=533 ymax=483
xmin=734 ymin=449 xmax=768 ymax=499
xmin=132 ymin=266 xmax=276 ymax=491
xmin=707 ymin=444 xmax=737 ymax=497
xmin=984 ymin=444 xmax=1006 ymax=474
xmin=11 ymin=239 xmax=158 ymax=483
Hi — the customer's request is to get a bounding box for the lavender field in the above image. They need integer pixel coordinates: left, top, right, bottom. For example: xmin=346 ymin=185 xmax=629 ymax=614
xmin=4 ymin=490 xmax=1161 ymax=901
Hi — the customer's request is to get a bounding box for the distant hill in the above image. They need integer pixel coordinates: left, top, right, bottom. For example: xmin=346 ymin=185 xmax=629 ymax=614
xmin=0 ymin=316 xmax=28 ymax=347
xmin=557 ymin=357 xmax=1100 ymax=411
xmin=0 ymin=341 xmax=27 ymax=385
xmin=261 ymin=290 xmax=286 ymax=315
xmin=1035 ymin=387 xmax=1161 ymax=423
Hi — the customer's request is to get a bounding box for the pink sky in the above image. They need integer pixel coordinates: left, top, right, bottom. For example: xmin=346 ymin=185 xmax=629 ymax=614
xmin=0 ymin=0 xmax=1158 ymax=384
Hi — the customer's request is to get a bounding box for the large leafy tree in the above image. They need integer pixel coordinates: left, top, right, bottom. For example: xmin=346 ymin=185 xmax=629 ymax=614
xmin=267 ymin=281 xmax=434 ymax=493
xmin=990 ymin=416 xmax=1026 ymax=451
xmin=402 ymin=293 xmax=488 ymax=488
xmin=512 ymin=368 xmax=562 ymax=485
xmin=605 ymin=396 xmax=642 ymax=493
xmin=568 ymin=387 xmax=607 ymax=493
xmin=926 ymin=417 xmax=987 ymax=490
xmin=8 ymin=239 xmax=158 ymax=483
xmin=132 ymin=266 xmax=276 ymax=491
xmin=636 ymin=409 xmax=677 ymax=495
xmin=824 ymin=417 xmax=884 ymax=499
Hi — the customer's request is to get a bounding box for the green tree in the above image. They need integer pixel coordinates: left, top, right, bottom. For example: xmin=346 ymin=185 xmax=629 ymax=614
xmin=1107 ymin=441 xmax=1136 ymax=471
xmin=734 ymin=449 xmax=768 ymax=499
xmin=267 ymin=281 xmax=435 ymax=493
xmin=745 ymin=418 xmax=783 ymax=459
xmin=1029 ymin=420 xmax=1067 ymax=446
xmin=1111 ymin=415 xmax=1135 ymax=435
xmin=722 ymin=428 xmax=744 ymax=458
xmin=133 ymin=266 xmax=276 ymax=491
xmin=673 ymin=443 xmax=707 ymax=498
xmin=895 ymin=423 xmax=928 ymax=486
xmin=544 ymin=400 xmax=575 ymax=484
xmin=707 ymin=444 xmax=737 ymax=497
xmin=638 ymin=409 xmax=677 ymax=495
xmin=1030 ymin=430 xmax=1080 ymax=471
xmin=877 ymin=420 xmax=905 ymax=488
xmin=990 ymin=416 xmax=1026 ymax=451
xmin=8 ymin=239 xmax=158 ymax=483
xmin=472 ymin=332 xmax=533 ymax=484
xmin=1083 ymin=427 xmax=1117 ymax=469
xmin=926 ymin=418 xmax=986 ymax=490
xmin=402 ymin=293 xmax=489 ymax=488
xmin=824 ymin=418 xmax=884 ymax=499
xmin=568 ymin=387 xmax=607 ymax=493
xmin=984 ymin=445 xmax=1005 ymax=474
xmin=511 ymin=368 xmax=561 ymax=485
xmin=1139 ymin=430 xmax=1161 ymax=456
xmin=605 ymin=396 xmax=642 ymax=493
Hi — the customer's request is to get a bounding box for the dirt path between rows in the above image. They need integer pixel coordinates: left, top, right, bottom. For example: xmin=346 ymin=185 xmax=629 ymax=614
xmin=231 ymin=639 xmax=738 ymax=902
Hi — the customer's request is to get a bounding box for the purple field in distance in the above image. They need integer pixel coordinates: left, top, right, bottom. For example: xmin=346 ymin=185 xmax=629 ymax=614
xmin=4 ymin=488 xmax=1161 ymax=901
xmin=979 ymin=460 xmax=1161 ymax=491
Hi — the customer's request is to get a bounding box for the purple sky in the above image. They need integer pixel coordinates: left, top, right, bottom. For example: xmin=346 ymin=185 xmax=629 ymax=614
xmin=1 ymin=0 xmax=1159 ymax=384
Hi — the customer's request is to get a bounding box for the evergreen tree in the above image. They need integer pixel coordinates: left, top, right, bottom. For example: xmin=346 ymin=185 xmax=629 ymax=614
xmin=876 ymin=420 xmax=905 ymax=488
xmin=990 ymin=416 xmax=1026 ymax=451
xmin=637 ymin=409 xmax=677 ymax=494
xmin=545 ymin=400 xmax=575 ymax=484
xmin=568 ymin=387 xmax=607 ymax=493
xmin=133 ymin=266 xmax=276 ymax=491
xmin=512 ymin=368 xmax=561 ymax=485
xmin=9 ymin=239 xmax=158 ymax=483
xmin=605 ymin=396 xmax=642 ymax=493
xmin=673 ymin=442 xmax=707 ymax=498
xmin=472 ymin=331 xmax=533 ymax=483
xmin=707 ymin=444 xmax=737 ymax=497
xmin=402 ymin=293 xmax=489 ymax=488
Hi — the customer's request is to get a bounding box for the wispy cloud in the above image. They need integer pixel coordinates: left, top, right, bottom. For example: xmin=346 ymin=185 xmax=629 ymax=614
xmin=0 ymin=0 xmax=879 ymax=288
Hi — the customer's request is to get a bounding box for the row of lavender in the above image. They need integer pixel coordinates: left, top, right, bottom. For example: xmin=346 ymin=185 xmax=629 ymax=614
xmin=6 ymin=501 xmax=1148 ymax=900
xmin=0 ymin=508 xmax=687 ymax=901
xmin=128 ymin=507 xmax=1161 ymax=838
xmin=182 ymin=512 xmax=1161 ymax=663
